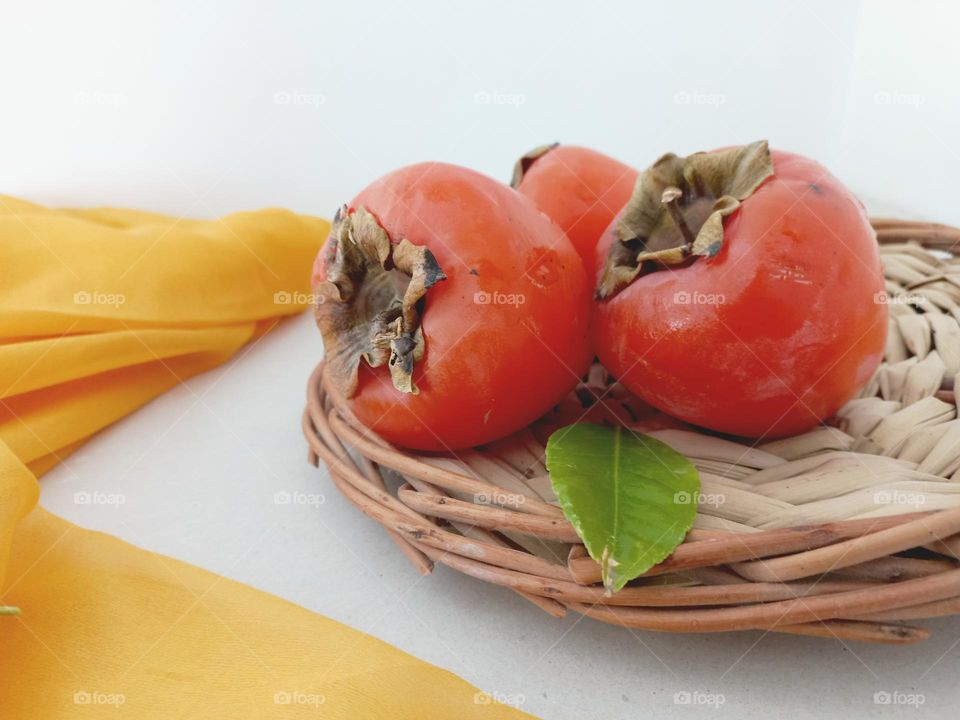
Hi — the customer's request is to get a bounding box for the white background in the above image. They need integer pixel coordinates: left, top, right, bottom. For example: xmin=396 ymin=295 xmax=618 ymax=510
xmin=5 ymin=1 xmax=960 ymax=718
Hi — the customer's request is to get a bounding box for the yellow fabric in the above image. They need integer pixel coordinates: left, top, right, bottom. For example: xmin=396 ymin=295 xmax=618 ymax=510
xmin=0 ymin=198 xmax=530 ymax=719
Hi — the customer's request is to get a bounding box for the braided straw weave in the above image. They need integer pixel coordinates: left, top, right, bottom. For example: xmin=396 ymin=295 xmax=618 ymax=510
xmin=303 ymin=218 xmax=960 ymax=644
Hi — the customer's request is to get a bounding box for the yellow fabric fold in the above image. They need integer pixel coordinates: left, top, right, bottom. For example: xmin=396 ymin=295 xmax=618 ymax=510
xmin=0 ymin=198 xmax=530 ymax=718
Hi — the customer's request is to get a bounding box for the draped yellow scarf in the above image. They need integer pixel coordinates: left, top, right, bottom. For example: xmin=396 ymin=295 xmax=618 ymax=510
xmin=0 ymin=197 xmax=530 ymax=718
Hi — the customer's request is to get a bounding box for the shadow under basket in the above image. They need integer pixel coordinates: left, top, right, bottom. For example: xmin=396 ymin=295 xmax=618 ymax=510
xmin=303 ymin=218 xmax=960 ymax=645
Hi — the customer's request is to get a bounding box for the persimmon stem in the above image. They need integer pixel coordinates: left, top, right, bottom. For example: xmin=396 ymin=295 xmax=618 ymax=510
xmin=661 ymin=186 xmax=695 ymax=247
xmin=597 ymin=141 xmax=773 ymax=299
xmin=315 ymin=207 xmax=446 ymax=398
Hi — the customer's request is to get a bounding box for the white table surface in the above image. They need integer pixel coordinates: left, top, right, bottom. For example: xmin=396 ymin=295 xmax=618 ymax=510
xmin=41 ymin=306 xmax=960 ymax=720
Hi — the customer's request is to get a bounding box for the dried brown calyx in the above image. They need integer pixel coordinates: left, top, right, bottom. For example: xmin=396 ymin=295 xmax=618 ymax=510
xmin=596 ymin=140 xmax=774 ymax=299
xmin=314 ymin=206 xmax=446 ymax=398
xmin=509 ymin=142 xmax=559 ymax=188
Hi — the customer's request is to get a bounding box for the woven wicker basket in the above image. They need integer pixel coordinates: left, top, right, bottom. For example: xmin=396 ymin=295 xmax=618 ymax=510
xmin=303 ymin=218 xmax=960 ymax=645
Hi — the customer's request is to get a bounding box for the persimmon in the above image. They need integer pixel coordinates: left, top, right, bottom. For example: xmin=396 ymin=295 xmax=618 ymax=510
xmin=511 ymin=144 xmax=637 ymax=276
xmin=594 ymin=141 xmax=887 ymax=439
xmin=314 ymin=162 xmax=592 ymax=451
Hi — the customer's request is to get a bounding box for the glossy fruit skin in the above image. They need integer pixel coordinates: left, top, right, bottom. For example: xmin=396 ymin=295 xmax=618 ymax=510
xmin=594 ymin=149 xmax=887 ymax=439
xmin=316 ymin=162 xmax=593 ymax=451
xmin=515 ymin=146 xmax=638 ymax=277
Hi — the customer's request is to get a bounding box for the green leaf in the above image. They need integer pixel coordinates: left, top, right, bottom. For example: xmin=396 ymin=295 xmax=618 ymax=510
xmin=0 ymin=606 xmax=20 ymax=616
xmin=546 ymin=423 xmax=700 ymax=594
